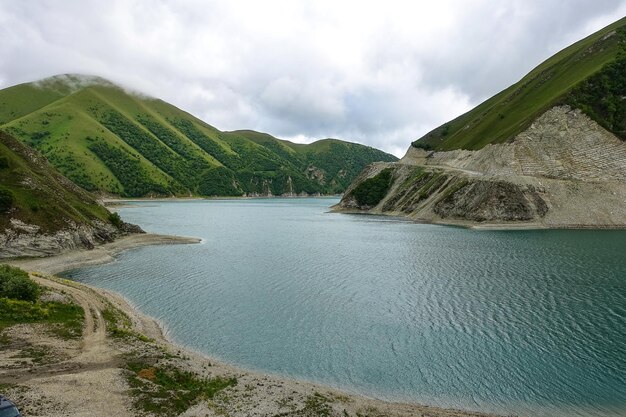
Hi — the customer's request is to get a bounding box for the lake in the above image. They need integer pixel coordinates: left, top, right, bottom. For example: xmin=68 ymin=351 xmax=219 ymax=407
xmin=62 ymin=198 xmax=626 ymax=417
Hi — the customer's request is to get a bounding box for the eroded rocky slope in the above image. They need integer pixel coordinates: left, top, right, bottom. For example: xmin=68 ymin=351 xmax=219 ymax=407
xmin=336 ymin=107 xmax=626 ymax=228
xmin=0 ymin=131 xmax=142 ymax=259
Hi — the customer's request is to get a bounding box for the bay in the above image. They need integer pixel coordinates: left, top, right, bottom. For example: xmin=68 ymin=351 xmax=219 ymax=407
xmin=62 ymin=198 xmax=626 ymax=417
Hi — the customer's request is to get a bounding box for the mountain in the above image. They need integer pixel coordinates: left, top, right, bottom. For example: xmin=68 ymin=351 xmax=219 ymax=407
xmin=0 ymin=75 xmax=397 ymax=197
xmin=414 ymin=17 xmax=626 ymax=151
xmin=0 ymin=130 xmax=141 ymax=258
xmin=336 ymin=17 xmax=626 ymax=228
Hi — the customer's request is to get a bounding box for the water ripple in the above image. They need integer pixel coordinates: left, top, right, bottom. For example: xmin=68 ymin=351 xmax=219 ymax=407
xmin=62 ymin=199 xmax=626 ymax=417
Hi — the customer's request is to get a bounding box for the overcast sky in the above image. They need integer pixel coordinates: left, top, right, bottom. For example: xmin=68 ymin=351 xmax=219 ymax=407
xmin=1 ymin=1 xmax=625 ymax=156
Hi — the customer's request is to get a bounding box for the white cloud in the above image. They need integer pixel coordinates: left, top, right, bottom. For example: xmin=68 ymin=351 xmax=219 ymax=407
xmin=1 ymin=0 xmax=625 ymax=156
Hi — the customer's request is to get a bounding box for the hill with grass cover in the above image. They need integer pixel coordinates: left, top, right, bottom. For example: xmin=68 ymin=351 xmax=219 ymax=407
xmin=337 ymin=17 xmax=626 ymax=228
xmin=0 ymin=130 xmax=141 ymax=258
xmin=413 ymin=17 xmax=626 ymax=151
xmin=0 ymin=76 xmax=397 ymax=197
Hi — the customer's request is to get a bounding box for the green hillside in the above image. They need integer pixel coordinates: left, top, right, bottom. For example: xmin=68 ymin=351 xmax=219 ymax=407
xmin=0 ymin=75 xmax=397 ymax=197
xmin=414 ymin=17 xmax=626 ymax=151
xmin=0 ymin=130 xmax=118 ymax=234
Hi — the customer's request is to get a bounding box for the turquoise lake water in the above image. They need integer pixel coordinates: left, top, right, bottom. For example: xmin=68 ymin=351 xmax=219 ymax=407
xmin=62 ymin=198 xmax=626 ymax=416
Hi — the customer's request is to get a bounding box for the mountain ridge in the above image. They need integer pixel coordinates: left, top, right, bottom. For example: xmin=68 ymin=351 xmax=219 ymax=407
xmin=0 ymin=75 xmax=397 ymax=197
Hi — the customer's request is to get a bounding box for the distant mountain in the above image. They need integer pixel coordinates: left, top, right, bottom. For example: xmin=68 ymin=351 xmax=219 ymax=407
xmin=0 ymin=130 xmax=139 ymax=258
xmin=0 ymin=75 xmax=397 ymax=197
xmin=337 ymin=17 xmax=626 ymax=229
xmin=414 ymin=16 xmax=626 ymax=151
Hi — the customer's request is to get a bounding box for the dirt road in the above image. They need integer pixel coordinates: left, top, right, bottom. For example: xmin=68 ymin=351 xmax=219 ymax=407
xmin=1 ymin=275 xmax=131 ymax=416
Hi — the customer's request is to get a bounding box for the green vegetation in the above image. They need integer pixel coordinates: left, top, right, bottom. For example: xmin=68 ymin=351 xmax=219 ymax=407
xmin=13 ymin=345 xmax=54 ymax=365
xmin=0 ymin=265 xmax=40 ymax=302
xmin=198 ymin=166 xmax=242 ymax=196
xmin=126 ymin=360 xmax=236 ymax=416
xmin=299 ymin=392 xmax=333 ymax=416
xmin=379 ymin=168 xmax=449 ymax=213
xmin=87 ymin=138 xmax=169 ymax=196
xmin=0 ymin=298 xmax=49 ymax=328
xmin=0 ymin=131 xmax=120 ymax=234
xmin=101 ymin=306 xmax=137 ymax=339
xmin=100 ymin=110 xmax=199 ymax=190
xmin=0 ymin=75 xmax=397 ymax=197
xmin=0 ymin=267 xmax=83 ymax=338
xmin=105 ymin=214 xmax=122 ymax=230
xmin=0 ymin=188 xmax=13 ymax=212
xmin=413 ymin=17 xmax=626 ymax=150
xmin=565 ymin=31 xmax=626 ymax=138
xmin=350 ymin=168 xmax=394 ymax=207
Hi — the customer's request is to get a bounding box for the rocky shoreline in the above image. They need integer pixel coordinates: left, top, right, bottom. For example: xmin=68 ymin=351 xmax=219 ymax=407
xmin=334 ymin=107 xmax=626 ymax=229
xmin=0 ymin=220 xmax=145 ymax=260
xmin=6 ymin=233 xmax=201 ymax=274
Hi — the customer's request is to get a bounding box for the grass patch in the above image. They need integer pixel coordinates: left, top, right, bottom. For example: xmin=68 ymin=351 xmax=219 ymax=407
xmin=0 ymin=383 xmax=16 ymax=392
xmin=101 ymin=306 xmax=153 ymax=341
xmin=101 ymin=306 xmax=131 ymax=338
xmin=273 ymin=392 xmax=333 ymax=417
xmin=0 ymin=331 xmax=10 ymax=346
xmin=12 ymin=345 xmax=53 ymax=365
xmin=0 ymin=298 xmax=83 ymax=339
xmin=302 ymin=392 xmax=333 ymax=417
xmin=126 ymin=360 xmax=237 ymax=416
xmin=436 ymin=177 xmax=470 ymax=204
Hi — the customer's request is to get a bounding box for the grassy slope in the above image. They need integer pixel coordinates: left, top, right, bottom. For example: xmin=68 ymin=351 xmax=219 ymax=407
xmin=0 ymin=77 xmax=397 ymax=197
xmin=415 ymin=17 xmax=626 ymax=151
xmin=233 ymin=131 xmax=399 ymax=191
xmin=0 ymin=130 xmax=114 ymax=234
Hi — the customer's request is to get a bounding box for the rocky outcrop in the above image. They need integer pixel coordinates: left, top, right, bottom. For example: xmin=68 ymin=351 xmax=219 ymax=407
xmin=0 ymin=129 xmax=146 ymax=259
xmin=0 ymin=220 xmax=116 ymax=259
xmin=433 ymin=180 xmax=548 ymax=222
xmin=335 ymin=106 xmax=626 ymax=228
xmin=402 ymin=106 xmax=626 ymax=182
xmin=0 ymin=217 xmax=145 ymax=259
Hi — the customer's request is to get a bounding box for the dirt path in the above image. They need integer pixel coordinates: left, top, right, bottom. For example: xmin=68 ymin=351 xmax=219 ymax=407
xmin=31 ymin=276 xmax=111 ymax=364
xmin=1 ymin=275 xmax=131 ymax=416
xmin=3 ymin=276 xmax=116 ymax=384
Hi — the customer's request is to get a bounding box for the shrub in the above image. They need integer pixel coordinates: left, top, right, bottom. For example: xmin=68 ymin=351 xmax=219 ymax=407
xmin=198 ymin=167 xmax=242 ymax=196
xmin=127 ymin=360 xmax=237 ymax=415
xmin=0 ymin=188 xmax=13 ymax=212
xmin=565 ymin=28 xmax=626 ymax=140
xmin=411 ymin=140 xmax=434 ymax=151
xmin=88 ymin=139 xmax=170 ymax=197
xmin=108 ymin=212 xmax=123 ymax=228
xmin=0 ymin=265 xmax=40 ymax=302
xmin=350 ymin=168 xmax=394 ymax=207
xmin=0 ymin=298 xmax=48 ymax=323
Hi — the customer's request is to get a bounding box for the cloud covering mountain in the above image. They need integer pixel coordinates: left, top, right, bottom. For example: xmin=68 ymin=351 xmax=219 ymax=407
xmin=1 ymin=0 xmax=625 ymax=156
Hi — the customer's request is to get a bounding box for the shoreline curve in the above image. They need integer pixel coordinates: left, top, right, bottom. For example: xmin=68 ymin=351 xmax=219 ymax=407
xmin=5 ymin=232 xmax=500 ymax=417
